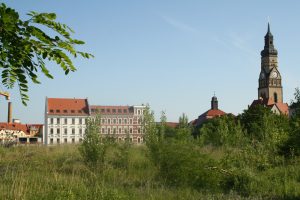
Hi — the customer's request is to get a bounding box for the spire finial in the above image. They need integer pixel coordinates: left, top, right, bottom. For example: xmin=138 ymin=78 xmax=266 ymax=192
xmin=213 ymin=91 xmax=216 ymax=97
xmin=268 ymin=22 xmax=270 ymax=33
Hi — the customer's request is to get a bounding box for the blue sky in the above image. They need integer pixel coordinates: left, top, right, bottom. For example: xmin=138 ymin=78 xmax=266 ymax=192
xmin=1 ymin=1 xmax=300 ymax=123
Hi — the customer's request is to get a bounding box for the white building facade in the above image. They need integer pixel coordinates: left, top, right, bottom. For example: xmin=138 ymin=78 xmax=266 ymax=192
xmin=44 ymin=98 xmax=90 ymax=145
xmin=44 ymin=97 xmax=145 ymax=145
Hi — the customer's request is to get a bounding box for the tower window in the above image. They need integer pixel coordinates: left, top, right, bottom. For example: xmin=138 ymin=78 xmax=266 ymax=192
xmin=274 ymin=92 xmax=278 ymax=103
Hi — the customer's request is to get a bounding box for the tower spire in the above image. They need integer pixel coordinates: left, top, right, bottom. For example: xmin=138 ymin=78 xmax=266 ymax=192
xmin=261 ymin=23 xmax=277 ymax=57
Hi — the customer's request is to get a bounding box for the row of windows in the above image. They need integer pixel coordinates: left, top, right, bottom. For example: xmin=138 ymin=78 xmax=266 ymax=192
xmin=49 ymin=109 xmax=83 ymax=114
xmin=101 ymin=127 xmax=142 ymax=134
xmin=49 ymin=118 xmax=86 ymax=125
xmin=49 ymin=128 xmax=84 ymax=135
xmin=49 ymin=138 xmax=81 ymax=144
xmin=92 ymin=108 xmax=129 ymax=114
xmin=49 ymin=137 xmax=142 ymax=144
xmin=101 ymin=118 xmax=142 ymax=125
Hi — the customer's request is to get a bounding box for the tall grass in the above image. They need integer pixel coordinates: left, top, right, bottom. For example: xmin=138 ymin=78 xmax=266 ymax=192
xmin=0 ymin=144 xmax=299 ymax=199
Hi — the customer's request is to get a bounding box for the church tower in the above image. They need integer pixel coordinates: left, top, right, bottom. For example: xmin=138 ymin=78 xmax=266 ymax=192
xmin=258 ymin=23 xmax=283 ymax=103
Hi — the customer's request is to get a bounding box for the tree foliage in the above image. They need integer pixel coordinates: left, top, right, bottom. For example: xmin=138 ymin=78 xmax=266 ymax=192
xmin=79 ymin=115 xmax=106 ymax=168
xmin=0 ymin=3 xmax=93 ymax=104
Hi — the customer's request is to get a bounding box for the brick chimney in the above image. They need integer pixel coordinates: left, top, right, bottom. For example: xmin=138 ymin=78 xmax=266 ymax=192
xmin=8 ymin=102 xmax=12 ymax=123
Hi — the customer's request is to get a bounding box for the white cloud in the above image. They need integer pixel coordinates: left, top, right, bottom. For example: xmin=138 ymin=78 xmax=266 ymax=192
xmin=161 ymin=15 xmax=198 ymax=34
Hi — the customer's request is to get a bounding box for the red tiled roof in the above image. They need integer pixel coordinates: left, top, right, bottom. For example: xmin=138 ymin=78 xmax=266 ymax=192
xmin=192 ymin=109 xmax=227 ymax=126
xmin=0 ymin=123 xmax=29 ymax=134
xmin=274 ymin=102 xmax=289 ymax=115
xmin=206 ymin=109 xmax=226 ymax=117
xmin=47 ymin=98 xmax=89 ymax=116
xmin=165 ymin=122 xmax=179 ymax=128
xmin=90 ymin=105 xmax=133 ymax=115
xmin=250 ymin=98 xmax=289 ymax=115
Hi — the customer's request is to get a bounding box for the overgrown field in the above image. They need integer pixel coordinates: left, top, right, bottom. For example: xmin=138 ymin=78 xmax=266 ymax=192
xmin=0 ymin=143 xmax=299 ymax=200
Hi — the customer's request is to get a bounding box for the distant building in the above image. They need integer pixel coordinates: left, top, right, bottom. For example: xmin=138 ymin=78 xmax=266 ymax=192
xmin=90 ymin=105 xmax=145 ymax=143
xmin=0 ymin=121 xmax=43 ymax=144
xmin=44 ymin=97 xmax=90 ymax=145
xmin=192 ymin=95 xmax=227 ymax=126
xmin=250 ymin=24 xmax=289 ymax=115
xmin=44 ymin=97 xmax=145 ymax=145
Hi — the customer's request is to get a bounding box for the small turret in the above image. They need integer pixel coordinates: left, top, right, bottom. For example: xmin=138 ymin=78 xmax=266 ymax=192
xmin=211 ymin=95 xmax=218 ymax=110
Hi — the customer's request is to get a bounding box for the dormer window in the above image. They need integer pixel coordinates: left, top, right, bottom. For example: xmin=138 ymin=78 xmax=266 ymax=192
xmin=50 ymin=109 xmax=54 ymax=113
xmin=56 ymin=109 xmax=60 ymax=113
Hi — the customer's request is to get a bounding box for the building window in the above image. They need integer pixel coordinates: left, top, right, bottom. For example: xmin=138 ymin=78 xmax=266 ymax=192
xmin=107 ymin=119 xmax=111 ymax=124
xmin=72 ymin=118 xmax=75 ymax=125
xmin=72 ymin=138 xmax=75 ymax=143
xmin=50 ymin=138 xmax=53 ymax=144
xmin=124 ymin=119 xmax=127 ymax=124
xmin=57 ymin=128 xmax=60 ymax=135
xmin=72 ymin=128 xmax=75 ymax=135
xmin=79 ymin=128 xmax=82 ymax=135
xmin=57 ymin=138 xmax=60 ymax=144
xmin=129 ymin=119 xmax=133 ymax=124
xmin=64 ymin=138 xmax=67 ymax=143
xmin=102 ymin=119 xmax=105 ymax=124
xmin=57 ymin=118 xmax=60 ymax=124
xmin=63 ymin=110 xmax=68 ymax=113
xmin=118 ymin=119 xmax=122 ymax=124
xmin=106 ymin=109 xmax=110 ymax=113
xmin=274 ymin=92 xmax=278 ymax=103
xmin=130 ymin=128 xmax=133 ymax=134
xmin=113 ymin=119 xmax=117 ymax=124
xmin=119 ymin=128 xmax=122 ymax=134
xmin=49 ymin=109 xmax=54 ymax=113
xmin=64 ymin=118 xmax=67 ymax=124
xmin=138 ymin=128 xmax=141 ymax=133
xmin=50 ymin=118 xmax=53 ymax=124
xmin=79 ymin=138 xmax=82 ymax=143
xmin=64 ymin=128 xmax=67 ymax=135
xmin=71 ymin=110 xmax=75 ymax=113
xmin=138 ymin=110 xmax=140 ymax=115
xmin=108 ymin=128 xmax=111 ymax=134
xmin=102 ymin=128 xmax=105 ymax=134
xmin=118 ymin=109 xmax=122 ymax=113
xmin=112 ymin=109 xmax=116 ymax=113
xmin=56 ymin=109 xmax=60 ymax=113
xmin=123 ymin=109 xmax=127 ymax=113
xmin=50 ymin=128 xmax=53 ymax=134
xmin=113 ymin=128 xmax=117 ymax=134
xmin=137 ymin=138 xmax=141 ymax=143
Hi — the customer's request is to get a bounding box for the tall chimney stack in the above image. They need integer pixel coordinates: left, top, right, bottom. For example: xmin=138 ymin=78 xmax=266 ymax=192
xmin=8 ymin=102 xmax=12 ymax=123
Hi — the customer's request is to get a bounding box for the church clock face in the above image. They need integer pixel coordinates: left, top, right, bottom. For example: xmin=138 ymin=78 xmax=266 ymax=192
xmin=271 ymin=71 xmax=278 ymax=78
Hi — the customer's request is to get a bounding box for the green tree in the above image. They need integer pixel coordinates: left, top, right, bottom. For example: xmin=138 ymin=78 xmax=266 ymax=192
xmin=290 ymin=87 xmax=300 ymax=117
xmin=79 ymin=115 xmax=106 ymax=168
xmin=175 ymin=113 xmax=192 ymax=140
xmin=142 ymin=105 xmax=160 ymax=165
xmin=0 ymin=3 xmax=93 ymax=104
xmin=199 ymin=115 xmax=245 ymax=147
